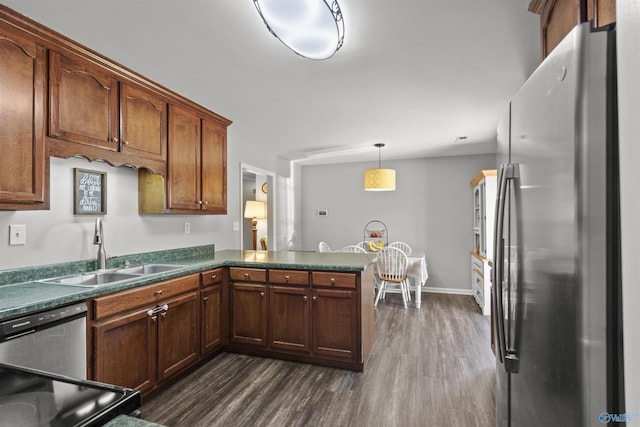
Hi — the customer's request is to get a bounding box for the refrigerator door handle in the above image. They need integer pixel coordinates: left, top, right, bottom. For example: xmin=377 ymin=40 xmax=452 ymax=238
xmin=493 ymin=162 xmax=519 ymax=373
xmin=493 ymin=163 xmax=508 ymax=365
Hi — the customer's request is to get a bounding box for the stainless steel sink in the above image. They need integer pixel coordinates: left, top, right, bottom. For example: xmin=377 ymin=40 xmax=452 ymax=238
xmin=115 ymin=264 xmax=184 ymax=275
xmin=38 ymin=272 xmax=139 ymax=287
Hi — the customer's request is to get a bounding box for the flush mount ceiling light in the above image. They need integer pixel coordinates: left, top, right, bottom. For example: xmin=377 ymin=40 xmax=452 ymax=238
xmin=253 ymin=0 xmax=345 ymax=60
xmin=364 ymin=143 xmax=396 ymax=191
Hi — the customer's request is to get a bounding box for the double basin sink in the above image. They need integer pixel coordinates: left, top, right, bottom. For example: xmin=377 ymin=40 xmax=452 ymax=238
xmin=37 ymin=264 xmax=185 ymax=288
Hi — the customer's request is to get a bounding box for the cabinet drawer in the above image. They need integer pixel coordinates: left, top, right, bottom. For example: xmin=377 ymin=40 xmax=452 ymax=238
xmin=230 ymin=268 xmax=266 ymax=282
xmin=201 ymin=268 xmax=224 ymax=287
xmin=92 ymin=273 xmax=200 ymax=320
xmin=311 ymin=271 xmax=357 ymax=289
xmin=269 ymin=269 xmax=309 ymax=286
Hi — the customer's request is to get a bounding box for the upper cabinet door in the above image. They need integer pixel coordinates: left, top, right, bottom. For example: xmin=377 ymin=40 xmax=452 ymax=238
xmin=0 ymin=22 xmax=47 ymax=208
xmin=121 ymin=83 xmax=167 ymax=162
xmin=167 ymin=104 xmax=202 ymax=211
xmin=201 ymin=118 xmax=227 ymax=214
xmin=49 ymin=51 xmax=119 ymax=150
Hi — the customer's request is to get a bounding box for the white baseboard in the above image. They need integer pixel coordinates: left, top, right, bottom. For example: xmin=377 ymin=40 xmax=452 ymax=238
xmin=421 ymin=287 xmax=474 ymax=296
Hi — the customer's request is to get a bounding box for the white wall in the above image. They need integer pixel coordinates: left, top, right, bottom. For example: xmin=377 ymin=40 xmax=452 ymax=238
xmin=617 ymin=0 xmax=640 ymax=414
xmin=300 ymin=154 xmax=496 ymax=291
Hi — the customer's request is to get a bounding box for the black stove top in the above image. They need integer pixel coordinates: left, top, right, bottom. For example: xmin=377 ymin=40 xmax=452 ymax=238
xmin=0 ymin=363 xmax=140 ymax=427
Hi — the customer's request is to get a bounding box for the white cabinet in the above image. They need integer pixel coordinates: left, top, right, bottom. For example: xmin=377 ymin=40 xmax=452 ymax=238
xmin=470 ymin=170 xmax=496 ymax=315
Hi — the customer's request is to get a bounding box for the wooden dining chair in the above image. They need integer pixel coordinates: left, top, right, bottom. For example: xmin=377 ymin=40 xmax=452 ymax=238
xmin=374 ymin=247 xmax=410 ymax=309
xmin=388 ymin=241 xmax=412 ymax=256
xmin=318 ymin=241 xmax=331 ymax=252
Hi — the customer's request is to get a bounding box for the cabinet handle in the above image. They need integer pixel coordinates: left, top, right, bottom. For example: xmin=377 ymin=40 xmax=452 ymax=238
xmin=111 ymin=137 xmax=119 ymax=143
xmin=260 ymin=292 xmax=265 ymax=297
xmin=147 ymin=304 xmax=168 ymax=317
xmin=155 ymin=290 xmax=163 ymax=296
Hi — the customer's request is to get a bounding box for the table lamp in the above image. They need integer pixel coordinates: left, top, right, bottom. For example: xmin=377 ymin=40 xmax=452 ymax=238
xmin=244 ymin=200 xmax=266 ymax=250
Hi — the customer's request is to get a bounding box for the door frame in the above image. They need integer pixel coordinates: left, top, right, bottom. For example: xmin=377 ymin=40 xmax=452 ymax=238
xmin=240 ymin=162 xmax=276 ymax=250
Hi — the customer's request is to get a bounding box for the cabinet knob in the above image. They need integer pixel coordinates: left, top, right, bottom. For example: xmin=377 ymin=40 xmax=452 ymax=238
xmin=203 ymin=201 xmax=208 ymax=205
xmin=123 ymin=140 xmax=130 ymax=145
xmin=312 ymin=296 xmax=317 ymax=301
xmin=260 ymin=292 xmax=265 ymax=297
xmin=161 ymin=312 xmax=167 ymax=319
xmin=244 ymin=273 xmax=250 ymax=279
xmin=211 ymin=274 xmax=217 ymax=280
xmin=111 ymin=137 xmax=119 ymax=143
xmin=155 ymin=290 xmax=163 ymax=296
xmin=203 ymin=296 xmax=208 ymax=302
xmin=303 ymin=295 xmax=308 ymax=301
xmin=284 ymin=275 xmax=290 ymax=282
xmin=151 ymin=316 xmax=157 ymax=322
xmin=330 ymin=278 xmax=335 ymax=285
xmin=198 ymin=200 xmax=203 ymax=205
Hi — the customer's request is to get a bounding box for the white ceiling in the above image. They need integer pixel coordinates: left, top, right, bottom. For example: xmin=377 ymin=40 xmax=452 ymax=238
xmin=1 ymin=0 xmax=541 ymax=165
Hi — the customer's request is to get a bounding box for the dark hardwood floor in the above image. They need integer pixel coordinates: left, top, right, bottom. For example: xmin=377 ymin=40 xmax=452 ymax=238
xmin=141 ymin=293 xmax=496 ymax=427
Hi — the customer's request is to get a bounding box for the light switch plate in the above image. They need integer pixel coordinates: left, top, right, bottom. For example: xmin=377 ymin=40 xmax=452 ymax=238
xmin=9 ymin=224 xmax=26 ymax=245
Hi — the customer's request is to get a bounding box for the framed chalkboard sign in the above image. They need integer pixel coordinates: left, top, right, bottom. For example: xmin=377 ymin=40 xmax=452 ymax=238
xmin=74 ymin=168 xmax=107 ymax=215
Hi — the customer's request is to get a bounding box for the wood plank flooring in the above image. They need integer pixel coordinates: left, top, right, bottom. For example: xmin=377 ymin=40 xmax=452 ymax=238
xmin=141 ymin=293 xmax=496 ymax=427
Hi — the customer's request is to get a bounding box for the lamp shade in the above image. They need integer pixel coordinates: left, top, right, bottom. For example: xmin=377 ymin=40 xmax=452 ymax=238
xmin=244 ymin=200 xmax=266 ymax=219
xmin=364 ymin=168 xmax=396 ymax=191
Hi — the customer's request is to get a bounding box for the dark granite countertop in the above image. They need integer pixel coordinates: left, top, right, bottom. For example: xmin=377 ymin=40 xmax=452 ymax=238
xmin=0 ymin=246 xmax=374 ymax=321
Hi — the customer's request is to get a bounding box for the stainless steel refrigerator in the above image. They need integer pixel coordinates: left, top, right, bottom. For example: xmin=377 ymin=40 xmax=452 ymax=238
xmin=494 ymin=22 xmax=624 ymax=427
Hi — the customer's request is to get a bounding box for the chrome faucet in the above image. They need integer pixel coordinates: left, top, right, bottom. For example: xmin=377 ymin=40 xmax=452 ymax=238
xmin=94 ymin=217 xmax=107 ymax=270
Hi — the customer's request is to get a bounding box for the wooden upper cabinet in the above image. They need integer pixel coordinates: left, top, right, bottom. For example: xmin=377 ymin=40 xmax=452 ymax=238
xmin=0 ymin=20 xmax=48 ymax=210
xmin=49 ymin=51 xmax=119 ymax=150
xmin=529 ymin=0 xmax=615 ymax=58
xmin=201 ymin=118 xmax=227 ymax=214
xmin=139 ymin=105 xmax=228 ymax=215
xmin=167 ymin=104 xmax=202 ymax=211
xmin=121 ymin=83 xmax=167 ymax=162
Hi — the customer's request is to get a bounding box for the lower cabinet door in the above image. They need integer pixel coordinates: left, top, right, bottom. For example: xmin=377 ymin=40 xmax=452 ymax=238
xmin=269 ymin=286 xmax=310 ymax=353
xmin=231 ymin=283 xmax=267 ymax=346
xmin=201 ymin=284 xmax=223 ymax=355
xmin=157 ymin=291 xmax=200 ymax=382
xmin=311 ymin=288 xmax=358 ymax=360
xmin=92 ymin=307 xmax=156 ymax=394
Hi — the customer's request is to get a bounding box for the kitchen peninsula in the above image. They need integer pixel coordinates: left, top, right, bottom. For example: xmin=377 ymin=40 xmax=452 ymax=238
xmin=0 ymin=246 xmax=376 ymax=398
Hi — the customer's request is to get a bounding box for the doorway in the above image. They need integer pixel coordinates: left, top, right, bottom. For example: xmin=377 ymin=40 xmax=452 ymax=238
xmin=240 ymin=163 xmax=275 ymax=250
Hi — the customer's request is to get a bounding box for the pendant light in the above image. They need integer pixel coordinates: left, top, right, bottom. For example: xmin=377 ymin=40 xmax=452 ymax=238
xmin=364 ymin=143 xmax=396 ymax=191
xmin=253 ymin=0 xmax=344 ymax=60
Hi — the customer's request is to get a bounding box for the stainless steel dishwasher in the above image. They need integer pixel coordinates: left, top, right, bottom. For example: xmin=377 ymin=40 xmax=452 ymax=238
xmin=0 ymin=302 xmax=87 ymax=379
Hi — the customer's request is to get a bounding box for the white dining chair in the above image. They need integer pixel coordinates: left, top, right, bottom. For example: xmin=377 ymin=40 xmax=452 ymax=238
xmin=374 ymin=247 xmax=410 ymax=309
xmin=388 ymin=241 xmax=412 ymax=256
xmin=337 ymin=245 xmax=367 ymax=253
xmin=318 ymin=241 xmax=331 ymax=252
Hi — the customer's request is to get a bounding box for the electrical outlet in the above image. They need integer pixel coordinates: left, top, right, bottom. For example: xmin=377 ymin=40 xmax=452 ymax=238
xmin=184 ymin=222 xmax=191 ymax=234
xmin=233 ymin=221 xmax=240 ymax=231
xmin=9 ymin=224 xmax=26 ymax=245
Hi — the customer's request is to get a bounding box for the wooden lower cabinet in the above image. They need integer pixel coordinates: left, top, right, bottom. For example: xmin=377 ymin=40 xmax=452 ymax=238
xmin=157 ymin=292 xmax=200 ymax=382
xmin=92 ymin=306 xmax=157 ymax=395
xmin=311 ymin=288 xmax=358 ymax=360
xmin=269 ymin=286 xmax=310 ymax=353
xmin=90 ymin=274 xmax=200 ymax=396
xmin=231 ymin=282 xmax=267 ymax=346
xmin=201 ymin=283 xmax=223 ymax=354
